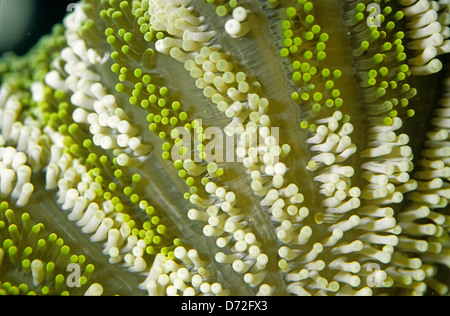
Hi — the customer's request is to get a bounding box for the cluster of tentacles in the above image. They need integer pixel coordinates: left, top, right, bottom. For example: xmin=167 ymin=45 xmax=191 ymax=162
xmin=0 ymin=0 xmax=448 ymax=295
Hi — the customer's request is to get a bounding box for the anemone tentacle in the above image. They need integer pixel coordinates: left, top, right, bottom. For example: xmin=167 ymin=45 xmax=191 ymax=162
xmin=0 ymin=0 xmax=448 ymax=296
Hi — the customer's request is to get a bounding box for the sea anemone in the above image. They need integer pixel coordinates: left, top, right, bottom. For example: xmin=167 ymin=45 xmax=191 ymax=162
xmin=0 ymin=0 xmax=449 ymax=296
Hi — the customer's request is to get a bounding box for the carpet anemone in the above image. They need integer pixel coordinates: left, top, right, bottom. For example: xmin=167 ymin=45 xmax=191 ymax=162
xmin=0 ymin=0 xmax=449 ymax=296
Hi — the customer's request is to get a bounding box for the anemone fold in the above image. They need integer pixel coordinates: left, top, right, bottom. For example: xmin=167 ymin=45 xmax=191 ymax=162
xmin=0 ymin=0 xmax=449 ymax=296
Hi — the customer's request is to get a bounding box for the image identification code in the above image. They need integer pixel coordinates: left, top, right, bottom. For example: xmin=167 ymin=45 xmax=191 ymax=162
xmin=224 ymin=300 xmax=268 ymax=311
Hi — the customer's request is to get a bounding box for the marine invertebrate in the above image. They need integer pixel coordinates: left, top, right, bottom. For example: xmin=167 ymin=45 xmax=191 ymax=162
xmin=0 ymin=0 xmax=449 ymax=296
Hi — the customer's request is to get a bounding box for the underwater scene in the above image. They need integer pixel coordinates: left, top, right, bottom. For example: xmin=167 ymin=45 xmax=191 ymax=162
xmin=0 ymin=0 xmax=449 ymax=296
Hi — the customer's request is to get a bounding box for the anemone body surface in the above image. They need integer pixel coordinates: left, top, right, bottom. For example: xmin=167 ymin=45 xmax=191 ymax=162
xmin=0 ymin=0 xmax=449 ymax=296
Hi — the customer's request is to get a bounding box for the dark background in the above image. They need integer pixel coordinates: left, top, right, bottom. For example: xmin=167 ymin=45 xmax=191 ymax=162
xmin=0 ymin=0 xmax=75 ymax=56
